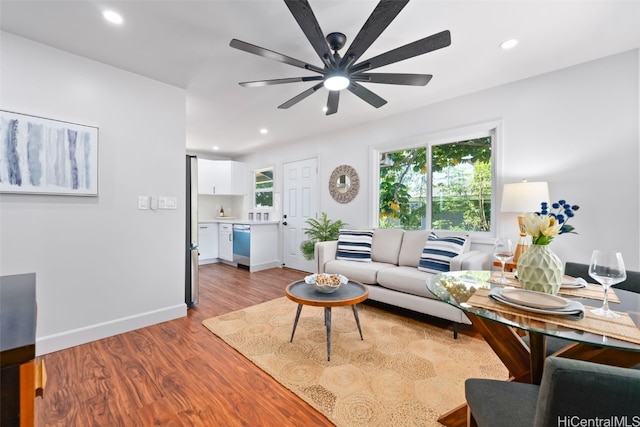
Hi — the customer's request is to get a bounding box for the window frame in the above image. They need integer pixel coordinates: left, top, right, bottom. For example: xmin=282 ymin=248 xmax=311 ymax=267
xmin=370 ymin=121 xmax=502 ymax=243
xmin=253 ymin=166 xmax=274 ymax=210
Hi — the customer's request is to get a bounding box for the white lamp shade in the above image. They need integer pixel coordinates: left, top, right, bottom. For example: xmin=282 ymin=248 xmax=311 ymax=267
xmin=501 ymin=181 xmax=549 ymax=213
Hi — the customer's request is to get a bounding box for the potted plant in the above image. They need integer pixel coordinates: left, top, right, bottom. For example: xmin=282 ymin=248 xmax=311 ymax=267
xmin=300 ymin=212 xmax=347 ymax=260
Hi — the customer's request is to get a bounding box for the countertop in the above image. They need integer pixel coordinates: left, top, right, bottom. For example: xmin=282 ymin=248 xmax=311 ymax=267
xmin=199 ymin=218 xmax=280 ymax=225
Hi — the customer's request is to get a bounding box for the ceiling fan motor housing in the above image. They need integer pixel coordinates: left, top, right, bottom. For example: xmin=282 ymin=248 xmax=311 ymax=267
xmin=326 ymin=32 xmax=347 ymax=52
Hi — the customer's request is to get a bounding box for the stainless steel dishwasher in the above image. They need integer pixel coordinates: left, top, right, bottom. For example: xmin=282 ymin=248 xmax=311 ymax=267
xmin=232 ymin=224 xmax=250 ymax=267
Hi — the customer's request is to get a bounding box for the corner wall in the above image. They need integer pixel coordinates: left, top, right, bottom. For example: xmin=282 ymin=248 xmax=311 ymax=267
xmin=0 ymin=33 xmax=187 ymax=355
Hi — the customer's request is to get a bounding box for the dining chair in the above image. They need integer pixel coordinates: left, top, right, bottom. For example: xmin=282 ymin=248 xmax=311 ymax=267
xmin=465 ymin=356 xmax=640 ymax=427
xmin=564 ymin=261 xmax=640 ymax=294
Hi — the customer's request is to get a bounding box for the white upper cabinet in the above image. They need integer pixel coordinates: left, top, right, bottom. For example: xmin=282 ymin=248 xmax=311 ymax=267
xmin=197 ymin=159 xmax=246 ymax=195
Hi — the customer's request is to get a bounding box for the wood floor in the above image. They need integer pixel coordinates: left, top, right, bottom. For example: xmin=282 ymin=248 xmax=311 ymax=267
xmin=34 ymin=263 xmax=474 ymax=426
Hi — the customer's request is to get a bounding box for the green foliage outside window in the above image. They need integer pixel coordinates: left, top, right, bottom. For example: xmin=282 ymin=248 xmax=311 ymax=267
xmin=379 ymin=148 xmax=427 ymax=230
xmin=254 ymin=168 xmax=273 ymax=208
xmin=379 ymin=137 xmax=493 ymax=232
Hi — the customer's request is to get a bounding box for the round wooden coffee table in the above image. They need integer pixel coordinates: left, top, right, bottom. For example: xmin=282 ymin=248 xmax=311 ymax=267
xmin=285 ymin=280 xmax=369 ymax=361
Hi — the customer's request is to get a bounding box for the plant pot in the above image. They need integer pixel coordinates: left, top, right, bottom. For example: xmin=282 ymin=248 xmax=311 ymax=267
xmin=517 ymin=244 xmax=563 ymax=295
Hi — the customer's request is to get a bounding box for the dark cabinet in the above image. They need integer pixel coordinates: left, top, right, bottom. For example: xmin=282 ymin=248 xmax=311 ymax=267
xmin=1 ymin=273 xmax=44 ymax=427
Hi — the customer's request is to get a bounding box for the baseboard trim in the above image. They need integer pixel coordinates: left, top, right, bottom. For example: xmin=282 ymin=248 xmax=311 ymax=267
xmin=35 ymin=304 xmax=187 ymax=356
xmin=249 ymin=261 xmax=281 ymax=272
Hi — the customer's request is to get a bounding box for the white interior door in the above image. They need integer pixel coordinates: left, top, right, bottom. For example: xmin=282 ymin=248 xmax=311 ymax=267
xmin=282 ymin=158 xmax=317 ymax=273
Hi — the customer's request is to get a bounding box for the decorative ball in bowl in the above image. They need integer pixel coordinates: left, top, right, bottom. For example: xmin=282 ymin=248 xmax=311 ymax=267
xmin=304 ymin=273 xmax=348 ymax=293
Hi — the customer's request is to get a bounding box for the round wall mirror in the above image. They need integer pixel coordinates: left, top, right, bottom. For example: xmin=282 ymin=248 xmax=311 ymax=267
xmin=329 ymin=165 xmax=359 ymax=203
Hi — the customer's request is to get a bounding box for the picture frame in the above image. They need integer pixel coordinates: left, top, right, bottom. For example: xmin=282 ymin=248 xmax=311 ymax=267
xmin=0 ymin=110 xmax=99 ymax=196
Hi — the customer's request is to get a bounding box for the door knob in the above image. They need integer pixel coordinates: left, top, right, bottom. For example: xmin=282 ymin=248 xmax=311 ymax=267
xmin=283 ymin=222 xmax=288 ymax=226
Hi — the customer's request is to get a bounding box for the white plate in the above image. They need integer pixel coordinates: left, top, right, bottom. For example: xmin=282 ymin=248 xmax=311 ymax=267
xmin=500 ymin=288 xmax=569 ymax=309
xmin=560 ymin=277 xmax=587 ymax=289
xmin=490 ymin=288 xmax=584 ymax=316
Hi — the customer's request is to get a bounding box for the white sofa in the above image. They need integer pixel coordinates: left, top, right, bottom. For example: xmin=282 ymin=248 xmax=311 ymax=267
xmin=315 ymin=228 xmax=492 ymax=337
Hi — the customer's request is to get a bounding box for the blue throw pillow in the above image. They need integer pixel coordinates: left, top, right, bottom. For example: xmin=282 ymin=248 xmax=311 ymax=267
xmin=418 ymin=232 xmax=468 ymax=273
xmin=336 ymin=229 xmax=374 ymax=262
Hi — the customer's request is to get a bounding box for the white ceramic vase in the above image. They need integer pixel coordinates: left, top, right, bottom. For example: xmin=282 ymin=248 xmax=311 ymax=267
xmin=517 ymin=244 xmax=563 ymax=295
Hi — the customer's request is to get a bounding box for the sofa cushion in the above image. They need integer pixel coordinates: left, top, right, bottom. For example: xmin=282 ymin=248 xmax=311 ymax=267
xmin=418 ymin=232 xmax=468 ymax=274
xmin=324 ymin=260 xmax=394 ymax=285
xmin=336 ymin=229 xmax=374 ymax=262
xmin=371 ymin=228 xmax=404 ymax=265
xmin=397 ymin=230 xmax=431 ymax=267
xmin=376 ymin=266 xmax=439 ymax=300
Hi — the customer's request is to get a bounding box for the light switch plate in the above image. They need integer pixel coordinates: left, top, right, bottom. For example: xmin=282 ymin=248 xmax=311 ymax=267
xmin=159 ymin=196 xmax=177 ymax=209
xmin=138 ymin=196 xmax=149 ymax=210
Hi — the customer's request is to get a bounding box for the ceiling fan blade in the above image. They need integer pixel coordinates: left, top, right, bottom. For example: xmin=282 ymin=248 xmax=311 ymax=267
xmin=339 ymin=0 xmax=409 ymax=68
xmin=230 ymin=39 xmax=324 ymax=74
xmin=348 ymin=82 xmax=387 ymax=108
xmin=284 ymin=0 xmax=335 ymax=68
xmin=352 ymin=73 xmax=432 ymax=86
xmin=326 ymin=91 xmax=339 ymax=115
xmin=351 ymin=30 xmax=451 ymax=73
xmin=240 ymin=76 xmax=324 ymax=88
xmin=278 ymin=82 xmax=324 ymax=109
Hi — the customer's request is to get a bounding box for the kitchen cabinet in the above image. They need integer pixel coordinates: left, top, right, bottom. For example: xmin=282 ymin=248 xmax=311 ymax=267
xmin=197 ymin=159 xmax=246 ymax=195
xmin=219 ymin=223 xmax=233 ymax=261
xmin=198 ymin=223 xmax=218 ymax=264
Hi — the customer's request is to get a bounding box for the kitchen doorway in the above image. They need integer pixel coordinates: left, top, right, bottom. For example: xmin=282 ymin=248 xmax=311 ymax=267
xmin=282 ymin=158 xmax=317 ymax=273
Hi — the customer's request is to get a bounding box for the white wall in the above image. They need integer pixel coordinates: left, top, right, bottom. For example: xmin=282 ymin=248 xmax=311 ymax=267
xmin=0 ymin=33 xmax=187 ymax=355
xmin=238 ymin=49 xmax=640 ymax=270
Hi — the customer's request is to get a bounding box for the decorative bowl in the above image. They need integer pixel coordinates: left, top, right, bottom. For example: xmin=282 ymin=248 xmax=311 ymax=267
xmin=304 ymin=273 xmax=348 ymax=293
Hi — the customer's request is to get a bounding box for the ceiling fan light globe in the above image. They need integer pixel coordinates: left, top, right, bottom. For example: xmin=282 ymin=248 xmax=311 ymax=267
xmin=324 ymin=75 xmax=350 ymax=91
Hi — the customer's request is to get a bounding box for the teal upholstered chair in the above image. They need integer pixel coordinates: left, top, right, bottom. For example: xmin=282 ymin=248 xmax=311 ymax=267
xmin=465 ymin=356 xmax=640 ymax=427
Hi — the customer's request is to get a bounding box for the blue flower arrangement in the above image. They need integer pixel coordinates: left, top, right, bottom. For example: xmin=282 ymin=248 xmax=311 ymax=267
xmin=524 ymin=200 xmax=580 ymax=245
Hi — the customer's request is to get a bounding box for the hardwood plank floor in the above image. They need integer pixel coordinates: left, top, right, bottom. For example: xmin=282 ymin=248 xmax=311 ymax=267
xmin=35 ymin=263 xmax=476 ymax=426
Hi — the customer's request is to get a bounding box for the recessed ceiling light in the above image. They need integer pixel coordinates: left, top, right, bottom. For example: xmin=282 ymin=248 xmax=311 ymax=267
xmin=103 ymin=10 xmax=123 ymax=25
xmin=212 ymin=146 xmax=219 ymax=151
xmin=260 ymin=128 xmax=268 ymax=135
xmin=322 ymin=106 xmax=328 ymax=113
xmin=500 ymin=39 xmax=518 ymax=50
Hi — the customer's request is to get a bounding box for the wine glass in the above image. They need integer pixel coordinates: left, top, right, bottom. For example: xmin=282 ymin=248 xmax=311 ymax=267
xmin=493 ymin=238 xmax=514 ymax=284
xmin=589 ymin=250 xmax=626 ymax=318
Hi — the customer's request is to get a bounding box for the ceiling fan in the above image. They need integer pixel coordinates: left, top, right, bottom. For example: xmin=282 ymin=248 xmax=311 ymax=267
xmin=229 ymin=0 xmax=451 ymax=115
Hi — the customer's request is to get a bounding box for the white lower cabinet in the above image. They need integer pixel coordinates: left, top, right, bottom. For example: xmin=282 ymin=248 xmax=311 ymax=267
xmin=219 ymin=223 xmax=233 ymax=261
xmin=198 ymin=223 xmax=218 ymax=264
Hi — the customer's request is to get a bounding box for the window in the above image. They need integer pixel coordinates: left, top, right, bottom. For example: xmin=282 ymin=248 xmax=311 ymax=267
xmin=378 ymin=133 xmax=493 ymax=233
xmin=254 ymin=167 xmax=273 ymax=209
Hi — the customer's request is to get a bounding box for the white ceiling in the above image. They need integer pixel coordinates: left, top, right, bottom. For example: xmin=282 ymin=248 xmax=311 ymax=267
xmin=1 ymin=1 xmax=639 ymax=157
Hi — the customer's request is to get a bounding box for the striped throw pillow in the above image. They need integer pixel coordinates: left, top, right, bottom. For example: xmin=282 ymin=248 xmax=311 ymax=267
xmin=418 ymin=232 xmax=468 ymax=273
xmin=336 ymin=229 xmax=374 ymax=262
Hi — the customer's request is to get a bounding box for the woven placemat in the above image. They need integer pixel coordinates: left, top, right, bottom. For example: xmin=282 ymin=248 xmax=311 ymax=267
xmin=488 ymin=272 xmax=620 ymax=303
xmin=467 ymin=288 xmax=640 ymax=345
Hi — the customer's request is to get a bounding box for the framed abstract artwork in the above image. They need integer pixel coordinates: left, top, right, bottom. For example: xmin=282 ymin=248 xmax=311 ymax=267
xmin=0 ymin=110 xmax=99 ymax=196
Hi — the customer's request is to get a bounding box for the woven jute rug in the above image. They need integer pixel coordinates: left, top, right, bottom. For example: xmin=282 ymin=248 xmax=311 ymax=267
xmin=202 ymin=297 xmax=508 ymax=426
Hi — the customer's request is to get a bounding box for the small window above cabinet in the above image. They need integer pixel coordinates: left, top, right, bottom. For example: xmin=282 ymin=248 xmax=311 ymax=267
xmin=197 ymin=159 xmax=245 ymax=195
xmin=254 ymin=167 xmax=273 ymax=209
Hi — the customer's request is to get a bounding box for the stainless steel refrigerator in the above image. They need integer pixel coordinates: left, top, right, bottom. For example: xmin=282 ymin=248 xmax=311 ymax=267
xmin=185 ymin=155 xmax=199 ymax=306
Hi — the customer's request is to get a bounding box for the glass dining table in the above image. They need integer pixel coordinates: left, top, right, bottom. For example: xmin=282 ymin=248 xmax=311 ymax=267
xmin=427 ymin=270 xmax=640 ymax=427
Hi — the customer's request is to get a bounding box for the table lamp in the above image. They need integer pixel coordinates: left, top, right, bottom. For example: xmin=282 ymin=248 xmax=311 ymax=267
xmin=500 ymin=180 xmax=549 ymax=262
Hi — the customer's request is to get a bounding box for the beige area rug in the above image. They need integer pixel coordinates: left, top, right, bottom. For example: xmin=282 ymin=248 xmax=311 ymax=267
xmin=202 ymin=298 xmax=508 ymax=427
